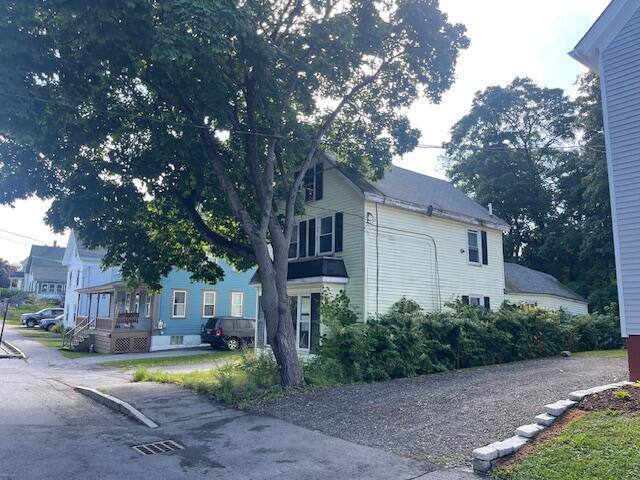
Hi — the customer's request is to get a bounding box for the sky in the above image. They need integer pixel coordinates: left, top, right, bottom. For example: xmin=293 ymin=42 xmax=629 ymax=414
xmin=0 ymin=0 xmax=609 ymax=264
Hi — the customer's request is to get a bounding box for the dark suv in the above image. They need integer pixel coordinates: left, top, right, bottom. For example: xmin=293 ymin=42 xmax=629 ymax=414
xmin=21 ymin=307 xmax=64 ymax=328
xmin=201 ymin=317 xmax=255 ymax=350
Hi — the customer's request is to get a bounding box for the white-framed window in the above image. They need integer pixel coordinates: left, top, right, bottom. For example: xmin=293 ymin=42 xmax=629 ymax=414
xmin=288 ymin=224 xmax=299 ymax=259
xmin=145 ymin=294 xmax=152 ymax=318
xmin=170 ymin=335 xmax=184 ymax=345
xmin=318 ymin=214 xmax=334 ymax=254
xmin=202 ymin=290 xmax=216 ymax=317
xmin=124 ymin=292 xmax=132 ymax=313
xmin=230 ymin=292 xmax=244 ymax=317
xmin=171 ymin=290 xmax=187 ymax=318
xmin=468 ymin=295 xmax=482 ymax=307
xmin=132 ymin=293 xmax=139 ymax=313
xmin=467 ymin=229 xmax=481 ymax=264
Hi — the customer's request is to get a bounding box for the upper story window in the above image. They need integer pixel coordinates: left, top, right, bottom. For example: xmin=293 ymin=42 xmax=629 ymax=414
xmin=318 ymin=215 xmax=334 ymax=254
xmin=172 ymin=290 xmax=187 ymax=318
xmin=231 ymin=292 xmax=244 ymax=317
xmin=467 ymin=230 xmax=480 ymax=263
xmin=288 ymin=224 xmax=299 ymax=259
xmin=289 ymin=212 xmax=344 ymax=261
xmin=303 ymin=163 xmax=324 ymax=202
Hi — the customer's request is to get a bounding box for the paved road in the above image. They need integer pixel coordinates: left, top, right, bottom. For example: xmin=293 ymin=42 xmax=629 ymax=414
xmin=253 ymin=354 xmax=629 ymax=468
xmin=1 ymin=324 xmax=478 ymax=480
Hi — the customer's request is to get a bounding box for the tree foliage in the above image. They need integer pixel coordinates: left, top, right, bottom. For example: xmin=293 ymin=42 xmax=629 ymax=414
xmin=0 ymin=0 xmax=468 ymax=384
xmin=444 ymin=77 xmax=575 ymax=258
xmin=445 ymin=74 xmax=616 ymax=311
xmin=0 ymin=258 xmax=10 ymax=288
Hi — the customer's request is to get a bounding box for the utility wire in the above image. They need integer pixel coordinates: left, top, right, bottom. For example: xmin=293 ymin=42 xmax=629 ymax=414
xmin=0 ymin=91 xmax=608 ymax=152
xmin=0 ymin=228 xmax=48 ymax=243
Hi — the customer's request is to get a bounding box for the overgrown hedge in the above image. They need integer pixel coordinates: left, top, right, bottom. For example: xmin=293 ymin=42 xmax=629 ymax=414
xmin=316 ymin=293 xmax=624 ymax=383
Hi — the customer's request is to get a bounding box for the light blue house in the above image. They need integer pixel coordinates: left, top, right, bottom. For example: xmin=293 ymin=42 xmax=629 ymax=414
xmin=64 ymin=231 xmax=256 ymax=353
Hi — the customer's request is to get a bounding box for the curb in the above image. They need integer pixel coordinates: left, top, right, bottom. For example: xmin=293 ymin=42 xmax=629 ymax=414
xmin=74 ymin=386 xmax=159 ymax=428
xmin=0 ymin=340 xmax=26 ymax=359
xmin=472 ymin=380 xmax=636 ymax=474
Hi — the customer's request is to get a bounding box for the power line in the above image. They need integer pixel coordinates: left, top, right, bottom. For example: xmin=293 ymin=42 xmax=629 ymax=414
xmin=1 ymin=91 xmax=608 ymax=153
xmin=0 ymin=228 xmax=47 ymax=243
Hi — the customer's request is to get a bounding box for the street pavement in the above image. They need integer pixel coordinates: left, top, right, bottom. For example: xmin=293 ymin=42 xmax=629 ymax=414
xmin=0 ymin=324 xmax=479 ymax=480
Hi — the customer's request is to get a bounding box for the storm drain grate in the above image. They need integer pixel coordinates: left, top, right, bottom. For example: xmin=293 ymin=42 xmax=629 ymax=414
xmin=132 ymin=440 xmax=185 ymax=456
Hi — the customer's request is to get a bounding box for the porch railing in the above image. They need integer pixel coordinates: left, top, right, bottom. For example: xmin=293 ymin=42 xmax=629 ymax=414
xmin=115 ymin=312 xmax=140 ymax=328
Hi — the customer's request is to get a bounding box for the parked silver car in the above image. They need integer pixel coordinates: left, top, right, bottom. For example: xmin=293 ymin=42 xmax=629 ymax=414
xmin=20 ymin=307 xmax=64 ymax=328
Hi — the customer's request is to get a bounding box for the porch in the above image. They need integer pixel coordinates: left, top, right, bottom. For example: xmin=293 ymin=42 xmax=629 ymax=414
xmin=68 ymin=281 xmax=153 ymax=354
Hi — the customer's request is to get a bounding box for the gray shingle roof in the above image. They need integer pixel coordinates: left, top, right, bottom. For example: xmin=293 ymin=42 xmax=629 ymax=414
xmin=504 ymin=263 xmax=587 ymax=303
xmin=25 ymin=245 xmax=67 ymax=283
xmin=330 ymin=156 xmax=508 ymax=228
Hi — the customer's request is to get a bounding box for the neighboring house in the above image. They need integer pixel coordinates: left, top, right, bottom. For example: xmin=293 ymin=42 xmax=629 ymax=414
xmin=64 ymin=233 xmax=257 ymax=353
xmin=62 ymin=231 xmax=119 ymax=328
xmin=253 ymin=152 xmax=510 ymax=353
xmin=21 ymin=244 xmax=66 ymax=301
xmin=570 ymin=0 xmax=640 ymax=380
xmin=504 ymin=263 xmax=589 ymax=315
xmin=8 ymin=270 xmax=23 ymax=289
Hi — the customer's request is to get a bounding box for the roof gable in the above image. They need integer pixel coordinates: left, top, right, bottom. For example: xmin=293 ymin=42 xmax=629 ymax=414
xmin=570 ymin=0 xmax=640 ymax=70
xmin=25 ymin=245 xmax=67 ymax=282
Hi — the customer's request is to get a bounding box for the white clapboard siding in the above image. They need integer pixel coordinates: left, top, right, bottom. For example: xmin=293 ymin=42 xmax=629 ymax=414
xmin=504 ymin=293 xmax=589 ymax=316
xmin=294 ymin=157 xmax=366 ymax=315
xmin=601 ymin=4 xmax=640 ymax=335
xmin=364 ymin=201 xmax=505 ymax=317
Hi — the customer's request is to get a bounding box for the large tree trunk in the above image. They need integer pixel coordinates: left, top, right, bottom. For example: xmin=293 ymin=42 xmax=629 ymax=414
xmin=256 ymin=243 xmax=304 ymax=387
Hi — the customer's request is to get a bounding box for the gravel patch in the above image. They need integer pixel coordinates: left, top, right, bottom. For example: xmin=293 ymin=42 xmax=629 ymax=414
xmin=250 ymin=355 xmax=627 ymax=468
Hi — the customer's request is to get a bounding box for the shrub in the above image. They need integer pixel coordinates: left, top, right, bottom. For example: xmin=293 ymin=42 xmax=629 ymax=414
xmin=318 ymin=294 xmax=624 ymax=384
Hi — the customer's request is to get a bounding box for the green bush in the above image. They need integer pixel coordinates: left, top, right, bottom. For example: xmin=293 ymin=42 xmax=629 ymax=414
xmin=318 ymin=294 xmax=624 ymax=384
xmin=0 ymin=288 xmax=22 ymax=300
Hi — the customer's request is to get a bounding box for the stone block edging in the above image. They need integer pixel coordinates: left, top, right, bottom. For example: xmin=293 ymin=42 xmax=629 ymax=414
xmin=472 ymin=381 xmax=635 ymax=474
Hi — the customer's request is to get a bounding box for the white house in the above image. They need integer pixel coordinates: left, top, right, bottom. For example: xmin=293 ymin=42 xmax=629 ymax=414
xmin=254 ymin=152 xmax=510 ymax=352
xmin=570 ymin=0 xmax=640 ymax=380
xmin=62 ymin=231 xmax=119 ymax=328
xmin=504 ymin=263 xmax=588 ymax=315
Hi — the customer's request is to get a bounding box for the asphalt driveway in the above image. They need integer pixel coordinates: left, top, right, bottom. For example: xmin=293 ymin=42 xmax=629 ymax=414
xmin=252 ymin=355 xmax=628 ymax=468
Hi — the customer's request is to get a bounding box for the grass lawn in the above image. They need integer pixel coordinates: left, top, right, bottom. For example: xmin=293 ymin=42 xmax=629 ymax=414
xmin=132 ymin=353 xmax=297 ymax=408
xmin=100 ymin=350 xmax=240 ymax=369
xmin=32 ymin=337 xmax=101 ymax=359
xmin=493 ymin=411 xmax=640 ymax=480
xmin=3 ymin=318 xmax=21 ymax=326
xmin=19 ymin=329 xmax=62 ymax=339
xmin=573 ymin=348 xmax=627 ymax=358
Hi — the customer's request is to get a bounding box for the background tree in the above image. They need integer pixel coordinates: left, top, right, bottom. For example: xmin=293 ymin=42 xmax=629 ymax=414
xmin=536 ymin=72 xmax=616 ymax=311
xmin=443 ymin=77 xmax=575 ymax=259
xmin=0 ymin=0 xmax=468 ymax=385
xmin=444 ymin=74 xmax=616 ymax=312
xmin=0 ymin=258 xmax=10 ymax=288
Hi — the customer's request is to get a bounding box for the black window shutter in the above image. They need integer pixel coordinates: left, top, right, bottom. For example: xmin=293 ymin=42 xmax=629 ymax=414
xmin=299 ymin=220 xmax=307 ymax=257
xmin=314 ymin=163 xmax=323 ymax=200
xmin=462 ymin=295 xmax=470 ymax=305
xmin=310 ymin=293 xmax=321 ymax=353
xmin=334 ymin=212 xmax=343 ymax=252
xmin=484 ymin=296 xmax=490 ymax=310
xmin=481 ymin=231 xmax=488 ymax=265
xmin=308 ymin=218 xmax=316 ymax=256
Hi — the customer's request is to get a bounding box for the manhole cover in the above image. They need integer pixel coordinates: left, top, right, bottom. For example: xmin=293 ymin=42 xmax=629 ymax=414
xmin=132 ymin=440 xmax=185 ymax=456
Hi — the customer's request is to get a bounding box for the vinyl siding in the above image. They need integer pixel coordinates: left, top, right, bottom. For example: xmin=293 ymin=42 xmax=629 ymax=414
xmin=505 ymin=293 xmax=589 ymax=316
xmin=157 ymin=263 xmax=257 ymax=336
xmin=601 ymin=4 xmax=640 ymax=335
xmin=289 ymin=157 xmax=366 ymax=315
xmin=364 ymin=201 xmax=505 ymax=317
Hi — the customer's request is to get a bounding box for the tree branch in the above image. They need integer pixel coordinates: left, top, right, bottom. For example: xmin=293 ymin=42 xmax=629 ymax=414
xmin=171 ymin=190 xmax=256 ymax=262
